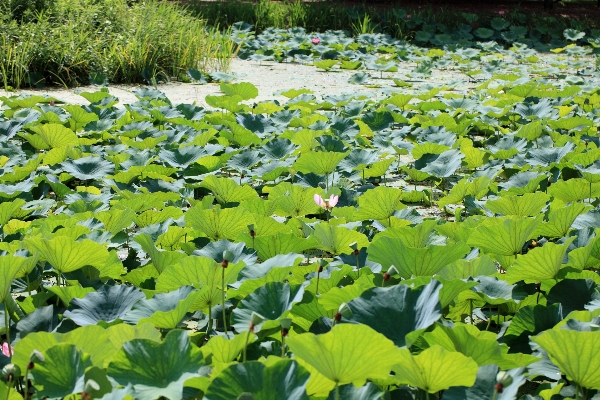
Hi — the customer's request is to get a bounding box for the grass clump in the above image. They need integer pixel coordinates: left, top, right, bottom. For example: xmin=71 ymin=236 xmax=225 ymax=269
xmin=0 ymin=0 xmax=236 ymax=90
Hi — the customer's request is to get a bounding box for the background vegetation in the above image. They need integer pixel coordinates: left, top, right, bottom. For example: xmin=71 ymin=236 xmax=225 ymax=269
xmin=0 ymin=0 xmax=236 ymax=90
xmin=189 ymin=0 xmax=599 ymax=36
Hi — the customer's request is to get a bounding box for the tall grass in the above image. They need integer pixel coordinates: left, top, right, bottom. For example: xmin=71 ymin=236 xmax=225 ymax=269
xmin=0 ymin=0 xmax=236 ymax=89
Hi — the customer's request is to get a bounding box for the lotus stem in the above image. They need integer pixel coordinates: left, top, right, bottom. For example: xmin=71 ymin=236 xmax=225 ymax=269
xmin=469 ymin=299 xmax=473 ymax=325
xmin=243 ymin=330 xmax=250 ymax=363
xmin=4 ymin=301 xmax=11 ymax=357
xmin=206 ymin=302 xmax=213 ymax=335
xmin=355 ymin=253 xmax=360 ymax=278
xmin=221 ymin=267 xmax=227 ymax=332
xmin=334 ymin=383 xmax=340 ymax=400
xmin=281 ymin=331 xmax=286 ymax=358
xmin=316 ymin=271 xmax=320 ymax=295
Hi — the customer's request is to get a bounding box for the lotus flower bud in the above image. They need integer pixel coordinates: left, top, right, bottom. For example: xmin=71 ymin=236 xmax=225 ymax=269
xmin=221 ymin=250 xmax=235 ymax=267
xmin=338 ymin=302 xmax=352 ymax=318
xmin=84 ymin=379 xmax=100 ymax=392
xmin=280 ymin=318 xmax=292 ymax=336
xmin=496 ymin=371 xmax=513 ymax=389
xmin=383 ymin=265 xmax=398 ymax=281
xmin=30 ymin=349 xmax=45 ymax=363
xmin=249 ymin=312 xmax=265 ymax=332
xmin=279 ymin=318 xmax=292 ymax=330
xmin=2 ymin=363 xmax=21 ymax=381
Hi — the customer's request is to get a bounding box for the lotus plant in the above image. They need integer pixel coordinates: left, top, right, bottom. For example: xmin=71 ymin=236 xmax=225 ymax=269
xmin=244 ymin=312 xmax=264 ymax=362
xmin=314 ymin=193 xmax=339 ymax=220
xmin=221 ymin=250 xmax=235 ymax=332
xmin=279 ymin=318 xmax=292 ymax=357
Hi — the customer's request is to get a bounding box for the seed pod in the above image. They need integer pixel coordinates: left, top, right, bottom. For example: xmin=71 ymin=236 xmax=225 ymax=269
xmin=496 ymin=371 xmax=513 ymax=388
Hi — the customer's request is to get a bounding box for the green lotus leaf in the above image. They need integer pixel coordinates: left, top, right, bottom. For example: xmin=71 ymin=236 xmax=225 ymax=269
xmin=107 ymin=330 xmax=205 ymax=400
xmin=293 ymin=151 xmax=348 ymax=175
xmin=25 ymin=124 xmax=79 ymax=149
xmin=286 ymin=324 xmax=400 ymax=386
xmin=25 ymin=236 xmax=111 ymax=274
xmin=158 ymin=146 xmax=210 ymax=168
xmin=393 ymin=345 xmax=478 ymax=393
xmin=64 ymin=104 xmax=99 ymax=131
xmin=473 ymin=276 xmax=514 ymax=305
xmin=185 ymin=205 xmax=254 ymax=241
xmin=353 ymin=186 xmax=405 ymax=221
xmin=79 ymin=90 xmax=112 ymax=103
xmin=123 ymin=286 xmax=198 ymax=329
xmin=235 ymin=115 xmax=276 ymax=137
xmin=548 ymin=178 xmax=600 ymax=203
xmin=63 ymin=284 xmax=145 ymax=326
xmin=338 ymin=149 xmax=378 ymax=173
xmin=506 ymin=242 xmax=571 ymax=284
xmin=61 ymin=156 xmax=114 ymax=180
xmin=0 ymin=254 xmax=27 ymax=303
xmin=205 ymin=359 xmax=310 ymax=400
xmin=438 ymin=254 xmax=497 ymax=280
xmin=155 ymin=256 xmax=245 ymax=313
xmin=95 ymin=208 xmax=135 ymax=236
xmin=311 ymin=222 xmax=369 ymax=256
xmin=0 ymin=380 xmax=23 ymax=399
xmin=187 ymin=68 xmax=208 ymax=84
xmin=547 ymin=279 xmax=599 ymax=315
xmin=314 ymin=60 xmax=338 ymax=71
xmin=318 ymin=274 xmax=376 ymax=311
xmin=31 ymin=343 xmax=92 ymax=400
xmin=503 ymin=304 xmax=563 ymax=352
xmin=375 ymin=219 xmax=442 ymax=248
xmin=416 ymin=149 xmax=464 ymax=178
xmin=133 ymin=233 xmax=187 ymax=274
xmin=443 ymin=365 xmax=526 ymax=400
xmin=270 ymin=183 xmax=323 ymax=217
xmin=134 ymin=207 xmax=182 ymax=229
xmin=368 ymin=237 xmax=470 ymax=278
xmin=252 ymin=233 xmax=319 ymax=260
xmin=485 ymin=193 xmax=550 ymax=217
xmin=205 ymin=94 xmax=247 ymax=113
xmin=105 ymin=322 xmax=162 ymax=350
xmin=534 ymin=203 xmax=591 ymax=238
xmin=200 ymin=332 xmax=256 ymax=364
xmin=45 ymin=285 xmax=95 ymax=308
xmin=0 ymin=198 xmax=26 ymax=226
xmin=533 ymin=329 xmax=600 ymax=389
xmin=348 ymin=72 xmax=370 ymax=84
xmin=198 ymin=175 xmax=258 ymax=204
xmin=499 ymin=171 xmax=547 ymax=195
xmin=231 ymin=282 xmax=305 ymax=332
xmin=563 ymin=28 xmax=586 ymax=41
xmin=436 ymin=278 xmax=480 ymax=309
xmin=423 ymin=324 xmax=519 ymax=369
xmin=220 ymin=82 xmax=258 ymax=100
xmin=467 ymin=216 xmax=542 ymax=256
xmin=346 ymin=279 xmax=442 ymax=347
xmin=340 ymin=60 xmax=362 ymax=70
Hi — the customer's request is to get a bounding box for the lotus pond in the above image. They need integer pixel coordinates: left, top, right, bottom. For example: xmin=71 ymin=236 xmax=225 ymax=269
xmin=0 ymin=24 xmax=600 ymax=400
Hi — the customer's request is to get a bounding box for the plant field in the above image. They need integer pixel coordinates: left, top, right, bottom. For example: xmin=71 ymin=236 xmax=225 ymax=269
xmin=1 ymin=23 xmax=600 ymax=400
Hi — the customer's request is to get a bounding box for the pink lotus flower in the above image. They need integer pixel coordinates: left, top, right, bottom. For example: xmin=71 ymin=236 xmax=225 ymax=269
xmin=2 ymin=342 xmax=13 ymax=357
xmin=498 ymin=10 xmax=505 ymax=15
xmin=311 ymin=37 xmax=321 ymax=45
xmin=314 ymin=194 xmax=339 ymax=210
xmin=406 ymin=14 xmax=412 ymax=19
